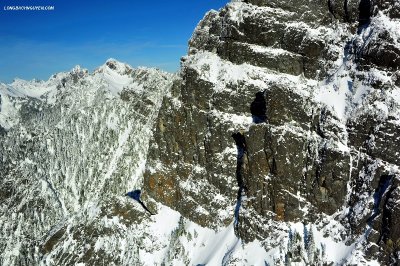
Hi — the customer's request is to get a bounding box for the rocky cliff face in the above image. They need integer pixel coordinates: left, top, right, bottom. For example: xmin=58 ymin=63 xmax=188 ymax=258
xmin=144 ymin=0 xmax=400 ymax=264
xmin=1 ymin=0 xmax=399 ymax=265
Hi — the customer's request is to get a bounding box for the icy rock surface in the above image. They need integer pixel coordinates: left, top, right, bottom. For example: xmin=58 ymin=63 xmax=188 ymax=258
xmin=1 ymin=0 xmax=400 ymax=265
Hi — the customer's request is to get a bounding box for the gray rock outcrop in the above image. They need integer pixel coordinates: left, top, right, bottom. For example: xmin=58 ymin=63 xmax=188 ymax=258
xmin=144 ymin=0 xmax=400 ymax=263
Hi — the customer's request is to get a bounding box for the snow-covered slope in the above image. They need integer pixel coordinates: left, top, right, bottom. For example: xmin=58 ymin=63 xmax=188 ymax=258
xmin=0 ymin=60 xmax=178 ymax=265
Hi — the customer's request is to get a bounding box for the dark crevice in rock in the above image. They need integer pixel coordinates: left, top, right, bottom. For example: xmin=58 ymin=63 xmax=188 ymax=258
xmin=314 ymin=141 xmax=328 ymax=191
xmin=358 ymin=0 xmax=372 ymax=26
xmin=263 ymin=128 xmax=277 ymax=176
xmin=61 ymin=78 xmax=67 ymax=87
xmin=0 ymin=125 xmax=6 ymax=136
xmin=328 ymin=0 xmax=336 ymax=18
xmin=302 ymin=141 xmax=314 ymax=198
xmin=373 ymin=179 xmax=400 ymax=264
xmin=271 ymin=157 xmax=278 ymax=176
xmin=234 ymin=186 xmax=248 ymax=231
xmin=250 ymin=91 xmax=267 ymax=124
xmin=232 ymin=132 xmax=247 ymax=189
xmin=344 ymin=0 xmax=351 ymax=22
xmin=368 ymin=175 xmax=394 ymax=227
xmin=232 ymin=132 xmax=248 ymax=232
xmin=42 ymin=226 xmax=67 ymax=254
xmin=316 ymin=107 xmax=327 ymax=138
xmin=376 ymin=176 xmax=395 ymax=244
xmin=327 ymin=0 xmax=371 ymax=25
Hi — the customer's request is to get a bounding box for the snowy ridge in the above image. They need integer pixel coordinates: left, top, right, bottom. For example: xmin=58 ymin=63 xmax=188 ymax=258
xmin=0 ymin=60 xmax=176 ymax=265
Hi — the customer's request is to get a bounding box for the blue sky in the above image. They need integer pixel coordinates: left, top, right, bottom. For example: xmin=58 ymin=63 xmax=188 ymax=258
xmin=0 ymin=0 xmax=227 ymax=83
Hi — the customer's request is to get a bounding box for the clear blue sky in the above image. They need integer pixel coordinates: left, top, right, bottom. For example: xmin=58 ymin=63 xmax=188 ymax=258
xmin=0 ymin=0 xmax=227 ymax=83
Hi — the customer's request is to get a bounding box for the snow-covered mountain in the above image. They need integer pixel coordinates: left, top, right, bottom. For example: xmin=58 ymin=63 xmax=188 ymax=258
xmin=1 ymin=0 xmax=400 ymax=265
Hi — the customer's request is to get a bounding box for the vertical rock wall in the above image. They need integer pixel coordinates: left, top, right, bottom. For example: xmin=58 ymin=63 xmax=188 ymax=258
xmin=144 ymin=0 xmax=400 ymax=263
